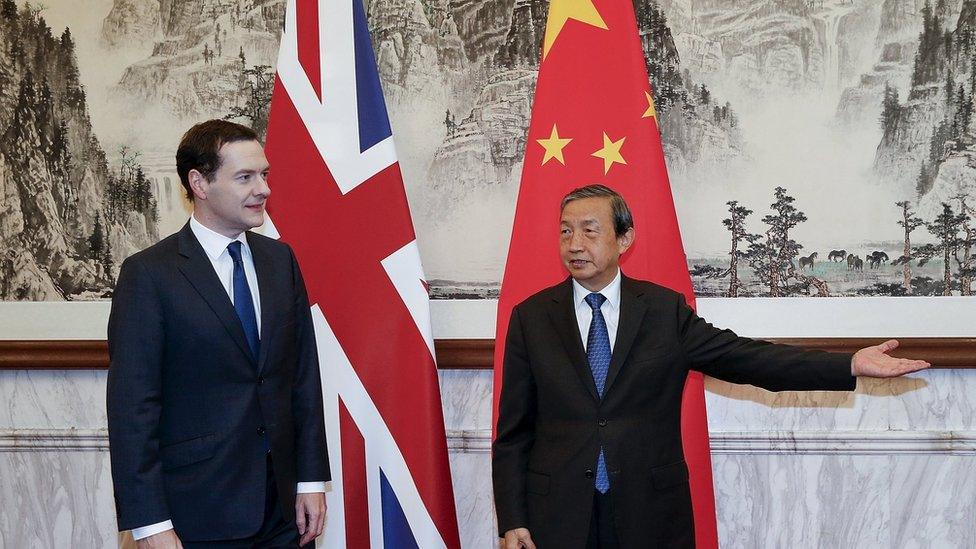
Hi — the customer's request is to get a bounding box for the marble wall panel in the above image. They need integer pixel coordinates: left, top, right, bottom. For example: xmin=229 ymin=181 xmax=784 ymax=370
xmin=1 ymin=368 xmax=974 ymax=547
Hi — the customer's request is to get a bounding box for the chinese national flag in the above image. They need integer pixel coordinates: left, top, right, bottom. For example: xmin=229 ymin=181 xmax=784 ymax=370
xmin=491 ymin=0 xmax=719 ymax=546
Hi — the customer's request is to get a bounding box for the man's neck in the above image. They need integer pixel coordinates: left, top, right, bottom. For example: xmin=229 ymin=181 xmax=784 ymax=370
xmin=574 ymin=268 xmax=620 ymax=293
xmin=191 ymin=211 xmax=243 ymax=239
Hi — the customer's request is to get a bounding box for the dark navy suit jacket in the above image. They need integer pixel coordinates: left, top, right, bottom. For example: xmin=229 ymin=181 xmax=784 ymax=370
xmin=107 ymin=222 xmax=328 ymax=541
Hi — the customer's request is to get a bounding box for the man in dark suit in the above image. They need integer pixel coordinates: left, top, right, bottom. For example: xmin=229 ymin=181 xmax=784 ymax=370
xmin=493 ymin=185 xmax=930 ymax=549
xmin=107 ymin=120 xmax=328 ymax=548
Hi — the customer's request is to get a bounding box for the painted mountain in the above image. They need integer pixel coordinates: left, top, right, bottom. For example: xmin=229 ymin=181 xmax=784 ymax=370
xmin=0 ymin=0 xmax=157 ymax=300
xmin=87 ymin=0 xmax=286 ymax=246
xmin=409 ymin=0 xmax=739 ymax=297
xmin=673 ymin=0 xmax=976 ymax=297
xmin=8 ymin=0 xmax=975 ymax=300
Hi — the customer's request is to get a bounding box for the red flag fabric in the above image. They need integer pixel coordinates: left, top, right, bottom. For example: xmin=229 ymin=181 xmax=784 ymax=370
xmin=492 ymin=0 xmax=718 ymax=546
xmin=264 ymin=0 xmax=460 ymax=547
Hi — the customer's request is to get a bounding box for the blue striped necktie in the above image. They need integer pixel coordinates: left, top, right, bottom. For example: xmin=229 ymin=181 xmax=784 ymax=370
xmin=226 ymin=241 xmax=260 ymax=360
xmin=585 ymin=292 xmax=611 ymax=493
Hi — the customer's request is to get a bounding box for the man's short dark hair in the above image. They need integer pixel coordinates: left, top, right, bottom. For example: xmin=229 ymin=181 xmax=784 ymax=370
xmin=560 ymin=184 xmax=634 ymax=236
xmin=176 ymin=120 xmax=260 ymax=201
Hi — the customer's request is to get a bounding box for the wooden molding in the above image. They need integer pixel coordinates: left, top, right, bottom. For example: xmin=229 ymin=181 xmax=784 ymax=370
xmin=0 ymin=338 xmax=973 ymax=370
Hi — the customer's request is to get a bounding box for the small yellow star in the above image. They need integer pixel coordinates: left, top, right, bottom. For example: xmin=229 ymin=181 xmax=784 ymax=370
xmin=542 ymin=0 xmax=608 ymax=60
xmin=642 ymin=91 xmax=657 ymax=120
xmin=591 ymin=132 xmax=626 ymax=174
xmin=537 ymin=124 xmax=573 ymax=165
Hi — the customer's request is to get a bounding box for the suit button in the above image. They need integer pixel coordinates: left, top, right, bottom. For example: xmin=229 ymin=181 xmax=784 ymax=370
xmin=257 ymin=377 xmax=265 ymax=385
xmin=257 ymin=426 xmax=266 ymax=436
xmin=598 ymin=419 xmax=607 ymax=427
xmin=585 ymin=469 xmax=594 ymax=479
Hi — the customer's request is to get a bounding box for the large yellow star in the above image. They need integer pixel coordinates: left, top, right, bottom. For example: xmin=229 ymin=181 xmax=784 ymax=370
xmin=542 ymin=0 xmax=608 ymax=60
xmin=642 ymin=91 xmax=657 ymax=120
xmin=537 ymin=124 xmax=573 ymax=165
xmin=592 ymin=132 xmax=626 ymax=174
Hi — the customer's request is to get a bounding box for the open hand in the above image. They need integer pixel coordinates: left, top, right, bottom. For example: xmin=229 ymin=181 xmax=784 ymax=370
xmin=852 ymin=340 xmax=930 ymax=378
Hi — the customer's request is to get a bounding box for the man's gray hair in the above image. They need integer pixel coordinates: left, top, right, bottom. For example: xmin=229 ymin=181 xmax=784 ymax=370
xmin=560 ymin=184 xmax=634 ymax=236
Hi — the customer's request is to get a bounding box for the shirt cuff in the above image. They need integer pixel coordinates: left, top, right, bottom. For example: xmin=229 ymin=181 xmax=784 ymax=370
xmin=297 ymin=481 xmax=327 ymax=493
xmin=131 ymin=520 xmax=173 ymax=540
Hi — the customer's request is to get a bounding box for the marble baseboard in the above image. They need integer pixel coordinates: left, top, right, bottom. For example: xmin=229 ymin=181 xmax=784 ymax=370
xmin=0 ymin=429 xmax=976 ymax=455
xmin=5 ymin=428 xmax=976 ymax=455
xmin=708 ymin=430 xmax=976 ymax=455
xmin=712 ymin=453 xmax=976 ymax=548
xmin=0 ymin=429 xmax=108 ymax=451
xmin=0 ymin=450 xmax=117 ymax=549
xmin=3 ymin=430 xmax=974 ymax=548
xmin=448 ymin=451 xmax=496 ymax=549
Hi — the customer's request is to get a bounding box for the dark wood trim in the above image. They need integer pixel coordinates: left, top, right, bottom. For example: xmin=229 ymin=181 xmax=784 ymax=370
xmin=434 ymin=339 xmax=495 ymax=370
xmin=0 ymin=340 xmax=110 ymax=370
xmin=0 ymin=338 xmax=973 ymax=370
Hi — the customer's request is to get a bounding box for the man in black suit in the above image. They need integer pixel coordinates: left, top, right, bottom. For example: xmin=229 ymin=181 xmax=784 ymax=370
xmin=107 ymin=120 xmax=328 ymax=548
xmin=493 ymin=185 xmax=930 ymax=548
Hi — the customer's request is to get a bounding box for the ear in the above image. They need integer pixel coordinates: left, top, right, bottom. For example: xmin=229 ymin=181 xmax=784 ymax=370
xmin=188 ymin=169 xmax=209 ymax=201
xmin=617 ymin=226 xmax=635 ymax=254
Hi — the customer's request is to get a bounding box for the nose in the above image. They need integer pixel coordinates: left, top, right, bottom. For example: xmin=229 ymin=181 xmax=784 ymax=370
xmin=256 ymin=172 xmax=271 ymax=198
xmin=568 ymin=230 xmax=584 ymax=251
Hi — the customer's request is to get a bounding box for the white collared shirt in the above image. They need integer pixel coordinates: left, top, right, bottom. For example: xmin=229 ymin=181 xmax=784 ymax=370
xmin=189 ymin=215 xmax=262 ymax=336
xmin=572 ymin=269 xmax=622 ymax=352
xmin=131 ymin=216 xmax=323 ymax=541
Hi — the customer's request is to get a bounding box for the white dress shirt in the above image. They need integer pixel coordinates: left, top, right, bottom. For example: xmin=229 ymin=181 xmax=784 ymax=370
xmin=572 ymin=269 xmax=622 ymax=352
xmin=131 ymin=216 xmax=324 ymax=540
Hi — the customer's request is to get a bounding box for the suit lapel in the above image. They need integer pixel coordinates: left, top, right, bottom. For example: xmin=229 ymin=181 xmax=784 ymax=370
xmin=547 ymin=278 xmax=600 ymax=403
xmin=247 ymin=232 xmax=276 ymax=373
xmin=176 ymin=223 xmax=256 ymax=365
xmin=603 ymin=275 xmax=649 ymax=396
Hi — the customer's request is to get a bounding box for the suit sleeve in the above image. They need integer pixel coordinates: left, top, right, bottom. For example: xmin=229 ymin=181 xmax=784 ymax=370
xmin=288 ymin=246 xmax=330 ymax=483
xmin=676 ymin=294 xmax=856 ymax=392
xmin=492 ymin=305 xmax=537 ymax=536
xmin=106 ymin=256 xmax=170 ymax=530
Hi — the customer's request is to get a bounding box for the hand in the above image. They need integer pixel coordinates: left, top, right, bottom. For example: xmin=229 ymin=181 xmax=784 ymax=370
xmin=296 ymin=492 xmax=326 ymax=546
xmin=136 ymin=530 xmax=182 ymax=549
xmin=852 ymin=340 xmax=930 ymax=378
xmin=503 ymin=527 xmax=537 ymax=549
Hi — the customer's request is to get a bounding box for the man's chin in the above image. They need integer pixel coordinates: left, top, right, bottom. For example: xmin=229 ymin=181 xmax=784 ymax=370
xmin=566 ymin=267 xmax=594 ymax=280
xmin=245 ymin=214 xmax=265 ymax=230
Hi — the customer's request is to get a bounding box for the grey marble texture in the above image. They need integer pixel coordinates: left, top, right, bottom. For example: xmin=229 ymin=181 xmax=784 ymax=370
xmin=714 ymin=452 xmax=976 ymax=548
xmin=1 ymin=367 xmax=975 ymax=548
xmin=888 ymin=455 xmax=976 ymax=548
xmin=448 ymin=450 xmax=496 ymax=549
xmin=0 ymin=449 xmax=116 ymax=549
xmin=438 ymin=369 xmax=493 ymax=433
xmin=0 ymin=370 xmax=107 ymax=430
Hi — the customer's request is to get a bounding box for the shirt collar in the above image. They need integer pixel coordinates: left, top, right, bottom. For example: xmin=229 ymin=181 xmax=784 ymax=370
xmin=189 ymin=214 xmax=248 ymax=262
xmin=572 ymin=268 xmax=622 ymax=311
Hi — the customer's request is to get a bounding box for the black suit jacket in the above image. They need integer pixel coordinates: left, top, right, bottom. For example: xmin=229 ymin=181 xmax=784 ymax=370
xmin=493 ymin=275 xmax=855 ymax=548
xmin=107 ymin=222 xmax=328 ymax=541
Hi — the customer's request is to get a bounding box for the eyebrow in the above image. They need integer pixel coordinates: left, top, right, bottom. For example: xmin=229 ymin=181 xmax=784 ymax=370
xmin=560 ymin=218 xmax=601 ymax=227
xmin=234 ymin=167 xmax=270 ymax=176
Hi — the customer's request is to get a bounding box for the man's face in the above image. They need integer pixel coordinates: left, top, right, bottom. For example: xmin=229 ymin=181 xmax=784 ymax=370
xmin=191 ymin=140 xmax=270 ymax=237
xmin=559 ymin=197 xmax=634 ymax=291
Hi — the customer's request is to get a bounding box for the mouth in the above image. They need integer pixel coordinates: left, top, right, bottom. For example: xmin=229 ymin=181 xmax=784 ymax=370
xmin=245 ymin=203 xmax=265 ymax=212
xmin=568 ymin=259 xmax=590 ymax=269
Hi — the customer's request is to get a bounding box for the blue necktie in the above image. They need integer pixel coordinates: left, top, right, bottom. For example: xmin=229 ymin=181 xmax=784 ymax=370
xmin=227 ymin=241 xmax=260 ymax=361
xmin=585 ymin=292 xmax=611 ymax=493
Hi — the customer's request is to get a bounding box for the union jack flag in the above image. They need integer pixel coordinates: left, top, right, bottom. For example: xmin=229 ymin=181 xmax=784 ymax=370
xmin=263 ymin=0 xmax=461 ymax=547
